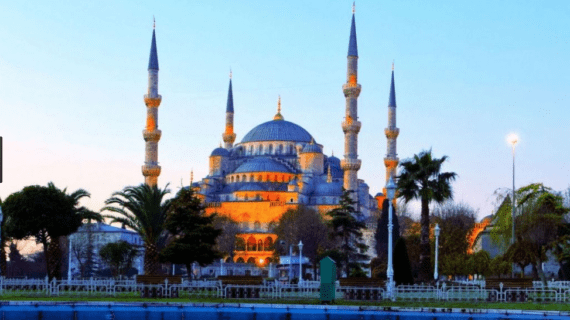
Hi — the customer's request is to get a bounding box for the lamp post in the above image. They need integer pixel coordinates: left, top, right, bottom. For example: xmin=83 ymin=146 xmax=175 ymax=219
xmin=386 ymin=176 xmax=396 ymax=298
xmin=434 ymin=224 xmax=440 ymax=282
xmin=507 ymin=133 xmax=518 ymax=278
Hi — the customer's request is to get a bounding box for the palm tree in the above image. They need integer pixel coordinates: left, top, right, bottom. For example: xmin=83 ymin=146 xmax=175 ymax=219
xmin=102 ymin=184 xmax=172 ymax=275
xmin=46 ymin=182 xmax=98 ymax=279
xmin=397 ymin=150 xmax=456 ymax=282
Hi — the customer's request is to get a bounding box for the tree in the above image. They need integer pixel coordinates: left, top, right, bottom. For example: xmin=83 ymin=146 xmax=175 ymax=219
xmin=7 ymin=242 xmax=25 ymax=277
xmin=158 ymin=188 xmax=222 ymax=277
xmin=99 ymin=241 xmax=139 ymax=278
xmin=102 ymin=184 xmax=172 ymax=275
xmin=0 ymin=197 xmax=7 ymax=276
xmin=467 ymin=251 xmax=491 ymax=278
xmin=327 ymin=189 xmax=368 ymax=277
xmin=489 ymin=254 xmax=511 ymax=278
xmin=273 ymin=205 xmax=333 ymax=276
xmin=492 ymin=183 xmax=568 ymax=283
xmin=504 ymin=241 xmax=533 ymax=278
xmin=3 ymin=183 xmax=92 ymax=279
xmin=374 ymin=198 xmax=400 ymax=278
xmin=393 ymin=238 xmax=414 ymax=285
xmin=211 ymin=215 xmax=240 ymax=261
xmin=396 ymin=150 xmax=457 ymax=282
xmin=433 ymin=201 xmax=476 ymax=278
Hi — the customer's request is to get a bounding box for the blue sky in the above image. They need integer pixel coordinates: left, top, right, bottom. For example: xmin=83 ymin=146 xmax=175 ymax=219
xmin=1 ymin=0 xmax=569 ymax=221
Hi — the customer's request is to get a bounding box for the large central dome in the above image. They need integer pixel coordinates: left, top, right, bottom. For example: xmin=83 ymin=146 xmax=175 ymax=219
xmin=241 ymin=119 xmax=314 ymax=143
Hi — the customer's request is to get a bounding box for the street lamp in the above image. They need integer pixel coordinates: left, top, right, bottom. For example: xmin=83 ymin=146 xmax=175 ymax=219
xmin=386 ymin=176 xmax=396 ymax=298
xmin=434 ymin=224 xmax=440 ymax=282
xmin=507 ymin=133 xmax=518 ymax=277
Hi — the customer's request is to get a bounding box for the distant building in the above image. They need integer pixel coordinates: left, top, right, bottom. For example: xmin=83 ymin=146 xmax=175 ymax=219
xmin=68 ymin=222 xmax=144 ymax=278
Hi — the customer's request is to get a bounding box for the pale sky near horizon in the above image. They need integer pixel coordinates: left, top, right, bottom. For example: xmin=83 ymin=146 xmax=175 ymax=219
xmin=1 ymin=0 xmax=569 ymax=226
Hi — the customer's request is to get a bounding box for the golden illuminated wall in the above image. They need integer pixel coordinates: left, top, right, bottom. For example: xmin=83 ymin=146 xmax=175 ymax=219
xmin=234 ymin=233 xmax=278 ymax=266
xmin=205 ymin=199 xmax=297 ymax=224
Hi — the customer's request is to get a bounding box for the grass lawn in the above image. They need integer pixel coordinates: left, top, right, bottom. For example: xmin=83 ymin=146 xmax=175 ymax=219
xmin=1 ymin=294 xmax=569 ymax=311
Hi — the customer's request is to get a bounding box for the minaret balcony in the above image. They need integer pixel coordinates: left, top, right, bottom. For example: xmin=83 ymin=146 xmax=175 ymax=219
xmin=223 ymin=132 xmax=236 ymax=143
xmin=341 ymin=158 xmax=361 ymax=171
xmin=142 ymin=165 xmax=161 ymax=177
xmin=342 ymin=84 xmax=361 ymax=97
xmin=384 ymin=128 xmax=400 ymax=139
xmin=143 ymin=129 xmax=162 ymax=142
xmin=342 ymin=120 xmax=361 ymax=134
xmin=144 ymin=95 xmax=162 ymax=107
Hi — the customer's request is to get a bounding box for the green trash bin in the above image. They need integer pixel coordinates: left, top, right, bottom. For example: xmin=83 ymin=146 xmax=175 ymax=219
xmin=320 ymin=256 xmax=337 ymax=303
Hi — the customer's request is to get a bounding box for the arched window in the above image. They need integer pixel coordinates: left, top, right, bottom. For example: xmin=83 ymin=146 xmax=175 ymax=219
xmin=236 ymin=238 xmax=245 ymax=251
xmin=249 ymin=145 xmax=254 ymax=155
xmin=247 ymin=257 xmax=256 ymax=264
xmin=231 ymin=176 xmax=234 ymax=183
xmin=242 ymin=174 xmax=247 ymax=182
xmin=236 ymin=175 xmax=240 ymax=182
xmin=258 ymin=175 xmax=262 ymax=182
xmin=244 ymin=194 xmax=249 ymax=200
xmin=268 ymin=144 xmax=273 ymax=154
xmin=247 ymin=236 xmax=257 ymax=251
xmin=225 ymin=257 xmax=233 ymax=263
xmin=264 ymin=237 xmax=273 ymax=251
xmin=257 ymin=239 xmax=263 ymax=251
xmin=265 ymin=257 xmax=273 ymax=264
xmin=277 ymin=145 xmax=283 ymax=155
xmin=257 ymin=145 xmax=263 ymax=155
xmin=236 ymin=257 xmax=245 ymax=263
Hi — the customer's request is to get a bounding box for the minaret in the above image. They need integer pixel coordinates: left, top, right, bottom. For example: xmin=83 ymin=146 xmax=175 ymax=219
xmin=222 ymin=71 xmax=236 ymax=149
xmin=341 ymin=3 xmax=362 ymax=198
xmin=142 ymin=20 xmax=162 ymax=187
xmin=384 ymin=62 xmax=400 ymax=193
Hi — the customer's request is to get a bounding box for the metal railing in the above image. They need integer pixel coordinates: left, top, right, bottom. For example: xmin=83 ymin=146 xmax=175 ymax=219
xmin=2 ymin=277 xmax=570 ymax=303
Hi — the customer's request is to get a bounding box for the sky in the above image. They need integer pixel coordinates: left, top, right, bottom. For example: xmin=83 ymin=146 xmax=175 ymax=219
xmin=1 ymin=0 xmax=569 ymax=224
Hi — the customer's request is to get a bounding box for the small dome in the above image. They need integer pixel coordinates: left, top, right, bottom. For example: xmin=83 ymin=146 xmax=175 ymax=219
xmin=241 ymin=120 xmax=314 ymax=143
xmin=301 ymin=142 xmax=322 ymax=154
xmin=327 ymin=155 xmax=341 ymax=166
xmin=313 ymin=182 xmax=343 ymax=196
xmin=234 ymin=157 xmax=291 ymax=173
xmin=211 ymin=147 xmax=230 ymax=157
xmin=375 ymin=192 xmax=384 ymax=198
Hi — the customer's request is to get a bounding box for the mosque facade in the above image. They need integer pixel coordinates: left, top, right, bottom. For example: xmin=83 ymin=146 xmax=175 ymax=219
xmin=142 ymin=8 xmax=400 ymax=266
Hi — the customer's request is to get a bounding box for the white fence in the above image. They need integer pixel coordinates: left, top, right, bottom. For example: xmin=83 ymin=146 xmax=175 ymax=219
xmin=2 ymin=277 xmax=570 ymax=303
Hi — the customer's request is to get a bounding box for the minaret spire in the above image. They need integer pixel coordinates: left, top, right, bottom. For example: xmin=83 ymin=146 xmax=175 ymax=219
xmin=384 ymin=62 xmax=400 ymax=193
xmin=142 ymin=21 xmax=162 ymax=187
xmin=341 ymin=6 xmax=362 ymax=200
xmin=222 ymin=70 xmax=236 ymax=149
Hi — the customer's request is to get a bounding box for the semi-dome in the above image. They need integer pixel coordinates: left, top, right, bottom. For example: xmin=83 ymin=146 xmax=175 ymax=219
xmin=211 ymin=147 xmax=230 ymax=157
xmin=301 ymin=141 xmax=322 ymax=154
xmin=234 ymin=157 xmax=291 ymax=173
xmin=313 ymin=181 xmax=343 ymax=196
xmin=241 ymin=120 xmax=314 ymax=143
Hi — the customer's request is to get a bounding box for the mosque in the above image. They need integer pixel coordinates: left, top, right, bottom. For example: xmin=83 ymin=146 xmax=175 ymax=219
xmin=141 ymin=7 xmax=401 ymax=266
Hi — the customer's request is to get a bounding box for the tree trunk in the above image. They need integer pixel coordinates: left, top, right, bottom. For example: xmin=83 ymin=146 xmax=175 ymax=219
xmin=144 ymin=243 xmax=159 ymax=275
xmin=47 ymin=236 xmax=62 ymax=280
xmin=535 ymin=258 xmax=547 ymax=286
xmin=0 ymin=239 xmax=6 ymax=276
xmin=419 ymin=198 xmax=431 ymax=283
